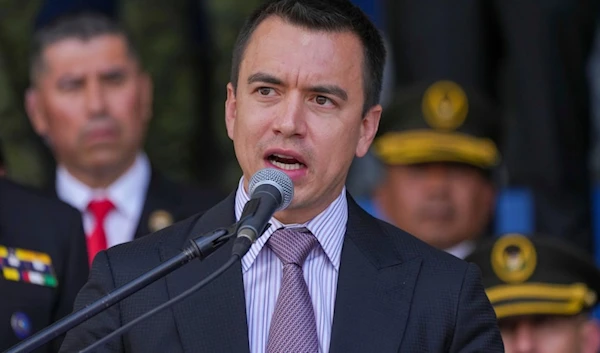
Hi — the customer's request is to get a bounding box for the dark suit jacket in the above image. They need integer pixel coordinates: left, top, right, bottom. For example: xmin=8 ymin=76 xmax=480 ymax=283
xmin=61 ymin=193 xmax=503 ymax=352
xmin=0 ymin=178 xmax=89 ymax=353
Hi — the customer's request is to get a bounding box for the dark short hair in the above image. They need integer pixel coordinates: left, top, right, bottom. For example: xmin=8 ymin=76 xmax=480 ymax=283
xmin=230 ymin=0 xmax=386 ymax=115
xmin=29 ymin=12 xmax=139 ymax=82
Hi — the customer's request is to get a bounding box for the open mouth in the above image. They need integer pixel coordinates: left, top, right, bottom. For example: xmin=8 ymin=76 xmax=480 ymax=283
xmin=267 ymin=153 xmax=306 ymax=170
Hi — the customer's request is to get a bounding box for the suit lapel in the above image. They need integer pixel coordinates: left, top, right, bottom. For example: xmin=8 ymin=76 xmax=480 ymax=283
xmin=135 ymin=170 xmax=165 ymax=239
xmin=159 ymin=194 xmax=250 ymax=353
xmin=329 ymin=196 xmax=422 ymax=353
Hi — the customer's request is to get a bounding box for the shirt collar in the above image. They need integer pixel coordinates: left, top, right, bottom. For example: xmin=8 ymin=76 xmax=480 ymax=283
xmin=235 ymin=176 xmax=347 ymax=272
xmin=56 ymin=153 xmax=151 ymax=218
xmin=445 ymin=240 xmax=476 ymax=259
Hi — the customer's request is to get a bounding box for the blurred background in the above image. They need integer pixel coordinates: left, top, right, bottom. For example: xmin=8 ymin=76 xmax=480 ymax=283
xmin=0 ymin=0 xmax=257 ymax=193
xmin=1 ymin=0 xmax=600 ymax=261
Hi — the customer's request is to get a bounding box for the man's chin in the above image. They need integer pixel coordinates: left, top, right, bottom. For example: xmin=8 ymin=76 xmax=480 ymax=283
xmin=82 ymin=154 xmax=130 ymax=174
xmin=412 ymin=228 xmax=464 ymax=250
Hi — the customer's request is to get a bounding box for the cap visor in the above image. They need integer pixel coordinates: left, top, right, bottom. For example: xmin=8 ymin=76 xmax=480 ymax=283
xmin=486 ymin=282 xmax=595 ymax=319
xmin=374 ymin=130 xmax=499 ymax=169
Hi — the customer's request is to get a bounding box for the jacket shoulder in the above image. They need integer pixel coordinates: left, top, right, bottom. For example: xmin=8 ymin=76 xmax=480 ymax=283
xmin=0 ymin=177 xmax=81 ymax=220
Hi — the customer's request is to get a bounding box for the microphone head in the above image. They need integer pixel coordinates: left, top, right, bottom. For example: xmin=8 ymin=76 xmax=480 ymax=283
xmin=248 ymin=168 xmax=294 ymax=211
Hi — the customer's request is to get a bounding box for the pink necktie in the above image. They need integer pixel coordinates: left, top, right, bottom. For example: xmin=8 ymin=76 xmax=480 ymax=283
xmin=266 ymin=227 xmax=319 ymax=353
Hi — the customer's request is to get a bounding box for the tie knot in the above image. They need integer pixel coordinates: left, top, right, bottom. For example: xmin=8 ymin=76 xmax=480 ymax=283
xmin=267 ymin=228 xmax=318 ymax=266
xmin=87 ymin=198 xmax=115 ymax=221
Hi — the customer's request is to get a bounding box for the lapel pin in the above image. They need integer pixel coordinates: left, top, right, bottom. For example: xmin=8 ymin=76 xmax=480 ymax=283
xmin=148 ymin=210 xmax=174 ymax=233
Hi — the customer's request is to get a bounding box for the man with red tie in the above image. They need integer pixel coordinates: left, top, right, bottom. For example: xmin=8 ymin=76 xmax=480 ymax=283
xmin=25 ymin=1 xmax=223 ymax=265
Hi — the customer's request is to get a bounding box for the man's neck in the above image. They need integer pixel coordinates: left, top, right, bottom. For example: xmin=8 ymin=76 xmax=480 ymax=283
xmin=64 ymin=157 xmax=137 ymax=189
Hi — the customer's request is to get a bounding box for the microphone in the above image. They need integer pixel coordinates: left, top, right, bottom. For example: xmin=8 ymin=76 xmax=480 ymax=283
xmin=231 ymin=168 xmax=293 ymax=257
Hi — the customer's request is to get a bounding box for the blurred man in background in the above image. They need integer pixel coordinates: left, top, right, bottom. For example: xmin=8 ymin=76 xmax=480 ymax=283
xmin=0 ymin=176 xmax=88 ymax=352
xmin=466 ymin=233 xmax=600 ymax=353
xmin=372 ymin=80 xmax=500 ymax=258
xmin=25 ymin=3 xmax=222 ymax=266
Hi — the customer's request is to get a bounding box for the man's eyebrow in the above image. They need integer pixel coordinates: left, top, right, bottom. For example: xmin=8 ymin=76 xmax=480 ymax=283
xmin=99 ymin=67 xmax=127 ymax=78
xmin=247 ymin=72 xmax=283 ymax=85
xmin=308 ymin=85 xmax=348 ymax=101
xmin=247 ymin=72 xmax=348 ymax=101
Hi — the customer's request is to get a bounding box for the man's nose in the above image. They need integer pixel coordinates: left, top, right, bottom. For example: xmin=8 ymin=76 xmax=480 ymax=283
xmin=423 ymin=165 xmax=451 ymax=194
xmin=85 ymin=80 xmax=107 ymax=116
xmin=512 ymin=321 xmax=535 ymax=353
xmin=272 ymin=93 xmax=307 ymax=138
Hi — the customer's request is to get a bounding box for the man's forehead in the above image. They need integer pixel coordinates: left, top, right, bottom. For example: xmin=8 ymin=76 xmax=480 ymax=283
xmin=42 ymin=34 xmax=129 ymax=62
xmin=39 ymin=35 xmax=134 ymax=75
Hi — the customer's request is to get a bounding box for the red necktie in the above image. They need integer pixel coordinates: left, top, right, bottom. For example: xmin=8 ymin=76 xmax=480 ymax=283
xmin=87 ymin=199 xmax=115 ymax=266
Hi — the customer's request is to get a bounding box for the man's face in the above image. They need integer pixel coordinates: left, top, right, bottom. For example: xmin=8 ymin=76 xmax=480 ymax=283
xmin=27 ymin=34 xmax=152 ymax=181
xmin=500 ymin=315 xmax=600 ymax=353
xmin=374 ymin=162 xmax=494 ymax=249
xmin=225 ymin=16 xmax=381 ymax=223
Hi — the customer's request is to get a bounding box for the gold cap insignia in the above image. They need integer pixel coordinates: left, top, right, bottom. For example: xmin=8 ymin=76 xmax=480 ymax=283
xmin=148 ymin=210 xmax=174 ymax=233
xmin=491 ymin=234 xmax=537 ymax=284
xmin=421 ymin=80 xmax=469 ymax=131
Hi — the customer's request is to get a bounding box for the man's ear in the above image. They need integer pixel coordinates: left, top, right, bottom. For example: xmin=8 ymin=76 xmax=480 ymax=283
xmin=139 ymin=72 xmax=153 ymax=123
xmin=25 ymin=87 xmax=48 ymax=136
xmin=225 ymin=82 xmax=237 ymax=140
xmin=372 ymin=169 xmax=392 ymax=219
xmin=355 ymin=104 xmax=382 ymax=158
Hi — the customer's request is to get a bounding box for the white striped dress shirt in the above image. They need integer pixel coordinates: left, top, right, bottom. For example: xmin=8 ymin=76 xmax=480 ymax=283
xmin=235 ymin=177 xmax=348 ymax=353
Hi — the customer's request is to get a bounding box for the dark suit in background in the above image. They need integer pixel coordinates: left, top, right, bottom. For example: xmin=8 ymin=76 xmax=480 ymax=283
xmin=61 ymin=194 xmax=502 ymax=352
xmin=385 ymin=0 xmax=600 ymax=251
xmin=131 ymin=169 xmax=224 ymax=238
xmin=0 ymin=177 xmax=88 ymax=353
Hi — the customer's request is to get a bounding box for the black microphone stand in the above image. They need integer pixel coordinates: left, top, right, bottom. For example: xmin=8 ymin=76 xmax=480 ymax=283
xmin=4 ymin=227 xmax=236 ymax=353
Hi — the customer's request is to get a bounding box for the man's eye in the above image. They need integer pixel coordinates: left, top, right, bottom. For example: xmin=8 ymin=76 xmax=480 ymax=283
xmin=258 ymin=87 xmax=273 ymax=96
xmin=58 ymin=80 xmax=83 ymax=91
xmin=104 ymin=74 xmax=125 ymax=85
xmin=315 ymin=96 xmax=330 ymax=105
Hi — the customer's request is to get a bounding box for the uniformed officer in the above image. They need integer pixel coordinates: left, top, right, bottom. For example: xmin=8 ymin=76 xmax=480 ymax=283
xmin=0 ymin=177 xmax=88 ymax=352
xmin=372 ymin=79 xmax=501 ymax=259
xmin=466 ymin=233 xmax=600 ymax=353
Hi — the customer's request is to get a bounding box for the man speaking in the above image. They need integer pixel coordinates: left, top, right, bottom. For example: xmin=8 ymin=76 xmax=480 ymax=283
xmin=60 ymin=1 xmax=503 ymax=352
